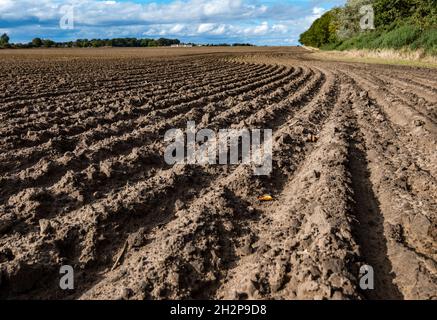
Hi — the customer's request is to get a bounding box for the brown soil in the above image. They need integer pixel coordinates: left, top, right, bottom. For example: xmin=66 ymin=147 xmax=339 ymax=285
xmin=0 ymin=47 xmax=435 ymax=300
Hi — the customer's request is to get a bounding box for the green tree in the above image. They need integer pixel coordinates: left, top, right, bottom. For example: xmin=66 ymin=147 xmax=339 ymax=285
xmin=374 ymin=0 xmax=437 ymax=28
xmin=336 ymin=0 xmax=373 ymax=39
xmin=42 ymin=39 xmax=55 ymax=47
xmin=0 ymin=33 xmax=10 ymax=47
xmin=32 ymin=38 xmax=43 ymax=47
xmin=299 ymin=10 xmax=339 ymax=47
xmin=300 ymin=0 xmax=437 ymax=53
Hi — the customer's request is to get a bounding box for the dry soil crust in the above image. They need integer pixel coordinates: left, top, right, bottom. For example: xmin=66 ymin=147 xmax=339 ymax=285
xmin=0 ymin=47 xmax=435 ymax=300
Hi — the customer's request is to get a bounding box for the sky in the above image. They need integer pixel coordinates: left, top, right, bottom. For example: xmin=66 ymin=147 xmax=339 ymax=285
xmin=0 ymin=0 xmax=347 ymax=45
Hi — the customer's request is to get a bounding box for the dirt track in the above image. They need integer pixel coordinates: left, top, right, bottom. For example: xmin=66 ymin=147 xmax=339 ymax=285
xmin=0 ymin=47 xmax=435 ymax=300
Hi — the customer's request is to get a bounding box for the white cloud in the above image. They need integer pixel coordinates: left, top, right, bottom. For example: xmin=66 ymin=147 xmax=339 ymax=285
xmin=143 ymin=21 xmax=290 ymax=38
xmin=0 ymin=0 xmax=13 ymax=7
xmin=210 ymin=25 xmax=226 ymax=35
xmin=0 ymin=0 xmax=342 ymax=45
xmin=272 ymin=24 xmax=288 ymax=34
xmin=197 ymin=23 xmax=216 ymax=34
xmin=169 ymin=24 xmax=186 ymax=34
xmin=252 ymin=21 xmax=269 ymax=35
xmin=0 ymin=0 xmax=267 ymax=25
xmin=312 ymin=7 xmax=325 ymax=16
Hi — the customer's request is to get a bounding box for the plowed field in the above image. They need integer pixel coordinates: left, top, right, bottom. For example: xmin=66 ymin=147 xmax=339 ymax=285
xmin=0 ymin=47 xmax=435 ymax=300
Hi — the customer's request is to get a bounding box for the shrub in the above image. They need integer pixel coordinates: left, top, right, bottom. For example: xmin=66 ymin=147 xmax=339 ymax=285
xmin=378 ymin=25 xmax=421 ymax=49
xmin=0 ymin=33 xmax=9 ymax=47
xmin=299 ymin=0 xmax=437 ymax=56
xmin=299 ymin=10 xmax=340 ymax=47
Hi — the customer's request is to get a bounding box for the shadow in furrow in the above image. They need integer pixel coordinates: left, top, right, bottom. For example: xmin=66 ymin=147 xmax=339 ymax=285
xmin=348 ymin=130 xmax=403 ymax=300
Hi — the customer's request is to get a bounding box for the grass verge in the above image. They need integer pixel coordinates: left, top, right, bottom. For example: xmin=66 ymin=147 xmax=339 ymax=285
xmin=307 ymin=48 xmax=437 ymax=69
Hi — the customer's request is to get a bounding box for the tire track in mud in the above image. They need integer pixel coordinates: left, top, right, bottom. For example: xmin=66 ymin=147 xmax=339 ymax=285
xmin=337 ymin=73 xmax=437 ymax=300
xmin=350 ymin=69 xmax=437 ymax=125
xmin=361 ymin=72 xmax=437 ymax=123
xmin=342 ymin=70 xmax=437 ymax=179
xmin=380 ymin=68 xmax=437 ymax=96
xmin=345 ymin=97 xmax=403 ymax=300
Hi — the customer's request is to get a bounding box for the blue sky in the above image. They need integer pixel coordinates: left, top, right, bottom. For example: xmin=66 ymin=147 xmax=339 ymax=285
xmin=0 ymin=0 xmax=347 ymax=45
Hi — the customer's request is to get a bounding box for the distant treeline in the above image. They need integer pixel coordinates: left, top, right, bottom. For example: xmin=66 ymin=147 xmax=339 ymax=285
xmin=0 ymin=36 xmax=181 ymax=48
xmin=0 ymin=35 xmax=255 ymax=49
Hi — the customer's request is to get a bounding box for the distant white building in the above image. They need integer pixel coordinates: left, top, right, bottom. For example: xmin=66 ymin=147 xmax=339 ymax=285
xmin=171 ymin=44 xmax=193 ymax=48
